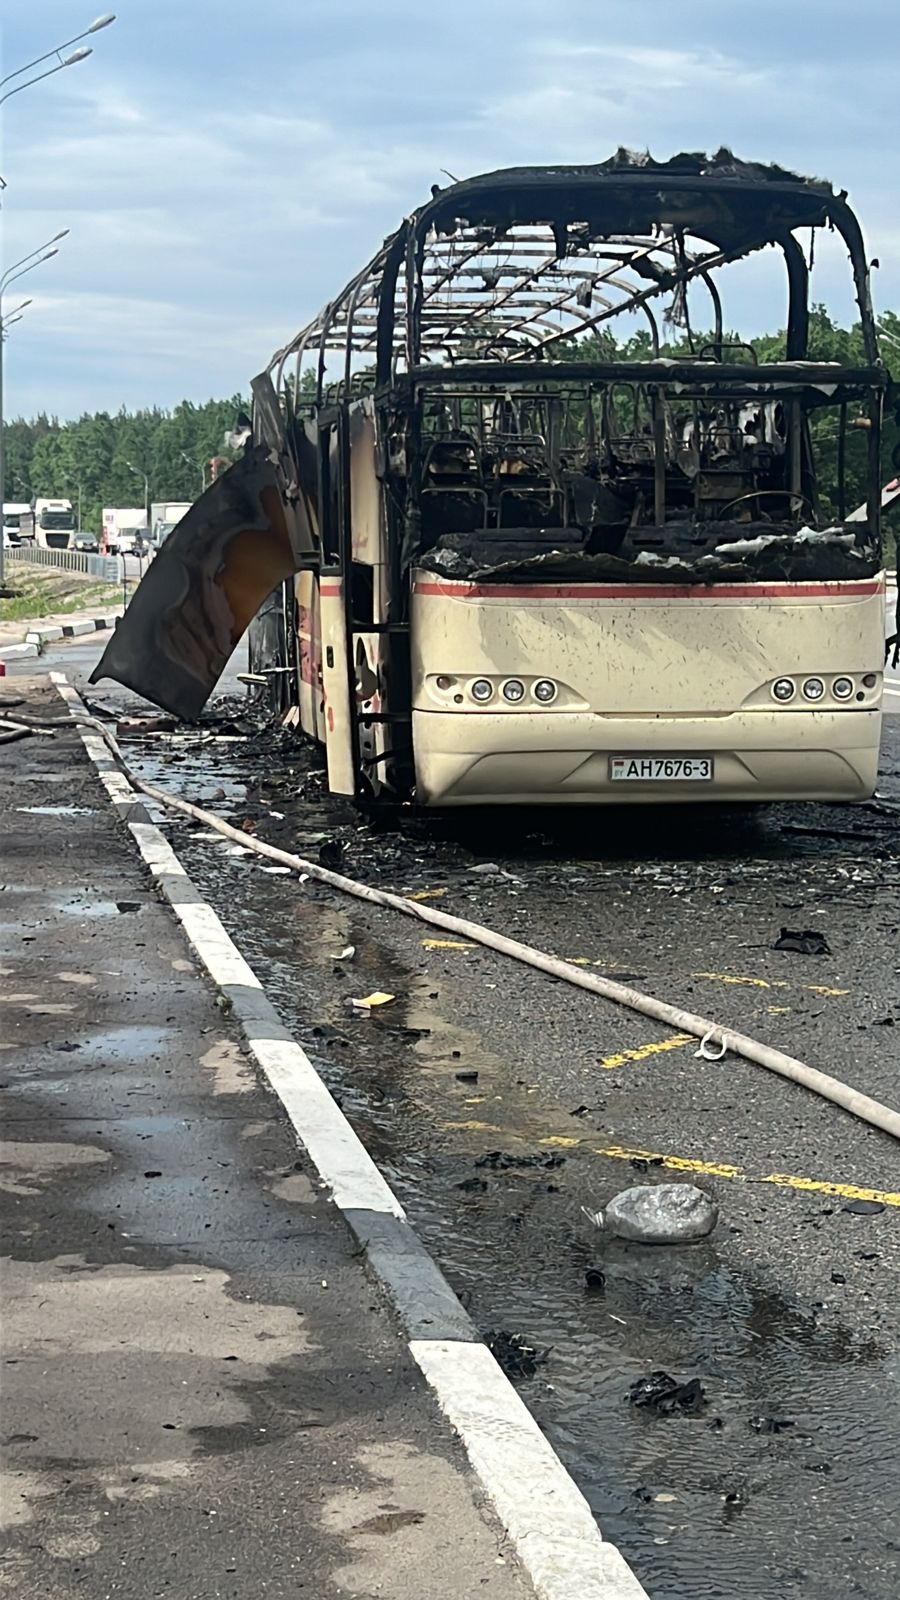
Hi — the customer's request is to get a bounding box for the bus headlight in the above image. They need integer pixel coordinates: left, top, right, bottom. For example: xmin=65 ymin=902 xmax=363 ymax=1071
xmin=772 ymin=678 xmax=796 ymax=702
xmin=533 ymin=679 xmax=557 ymax=704
xmin=802 ymin=677 xmax=825 ymax=702
xmin=470 ymin=679 xmax=494 ymax=703
xmin=832 ymin=677 xmax=854 ymax=700
xmin=502 ymin=679 xmax=525 ymax=703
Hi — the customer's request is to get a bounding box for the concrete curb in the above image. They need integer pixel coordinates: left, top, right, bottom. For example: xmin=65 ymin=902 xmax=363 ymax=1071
xmin=0 ymin=641 xmax=40 ymax=660
xmin=51 ymin=672 xmax=650 ymax=1600
xmin=26 ymin=624 xmax=64 ymax=644
xmin=6 ymin=613 xmax=119 ymax=652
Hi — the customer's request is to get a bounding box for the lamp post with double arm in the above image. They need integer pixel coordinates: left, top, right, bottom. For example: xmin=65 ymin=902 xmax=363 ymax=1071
xmin=0 ymin=235 xmax=69 ymax=588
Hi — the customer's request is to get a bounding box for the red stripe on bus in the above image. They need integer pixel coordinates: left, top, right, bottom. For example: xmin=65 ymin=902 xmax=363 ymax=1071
xmin=411 ymin=579 xmax=885 ymax=602
xmin=320 ymin=582 xmax=343 ymax=597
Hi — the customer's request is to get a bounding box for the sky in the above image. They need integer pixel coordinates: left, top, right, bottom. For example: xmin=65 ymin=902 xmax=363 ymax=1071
xmin=2 ymin=0 xmax=898 ymax=420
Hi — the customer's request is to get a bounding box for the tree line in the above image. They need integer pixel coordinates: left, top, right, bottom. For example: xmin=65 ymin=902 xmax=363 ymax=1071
xmin=5 ymin=308 xmax=898 ymax=538
xmin=3 ymin=395 xmax=246 ymax=535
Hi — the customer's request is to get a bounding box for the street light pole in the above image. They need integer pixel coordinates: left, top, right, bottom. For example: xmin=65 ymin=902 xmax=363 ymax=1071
xmin=0 ymin=15 xmax=116 ymax=90
xmin=180 ymin=450 xmax=206 ymax=497
xmin=0 ymin=235 xmax=69 ymax=590
xmin=125 ymin=460 xmax=150 ymax=523
xmin=0 ymin=50 xmax=94 ymax=109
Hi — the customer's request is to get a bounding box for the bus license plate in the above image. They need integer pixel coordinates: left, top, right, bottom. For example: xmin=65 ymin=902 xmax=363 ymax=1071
xmin=609 ymin=756 xmax=713 ymax=782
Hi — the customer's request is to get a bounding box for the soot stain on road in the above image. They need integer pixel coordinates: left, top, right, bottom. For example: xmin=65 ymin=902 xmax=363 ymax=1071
xmin=125 ymin=714 xmax=900 ymax=1600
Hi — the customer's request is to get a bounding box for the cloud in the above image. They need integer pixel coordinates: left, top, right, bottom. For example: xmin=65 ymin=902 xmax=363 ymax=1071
xmin=2 ymin=0 xmax=897 ymax=418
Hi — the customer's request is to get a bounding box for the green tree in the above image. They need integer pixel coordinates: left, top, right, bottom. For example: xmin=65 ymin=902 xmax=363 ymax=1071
xmin=5 ymin=341 xmax=896 ymax=551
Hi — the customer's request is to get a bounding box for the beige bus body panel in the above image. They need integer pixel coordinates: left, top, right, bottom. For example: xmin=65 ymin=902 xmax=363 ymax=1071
xmin=348 ymin=400 xmax=394 ymax=786
xmin=319 ymin=579 xmax=357 ymax=796
xmin=409 ymin=574 xmax=885 ymax=804
xmin=349 ymin=403 xmax=381 ymax=563
xmin=296 ymin=570 xmax=326 ymax=742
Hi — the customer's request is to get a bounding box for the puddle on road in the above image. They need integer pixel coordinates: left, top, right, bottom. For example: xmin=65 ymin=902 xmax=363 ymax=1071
xmin=74 ymin=1025 xmax=178 ymax=1061
xmin=408 ymin=1179 xmax=900 ymax=1600
xmin=127 ymin=747 xmax=249 ymax=813
xmin=167 ymin=833 xmax=899 ymax=1600
xmin=51 ymin=896 xmax=146 ymax=919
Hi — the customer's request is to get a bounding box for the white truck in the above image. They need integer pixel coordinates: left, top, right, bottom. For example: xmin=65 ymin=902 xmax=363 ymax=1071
xmin=23 ymin=497 xmax=76 ymax=549
xmin=2 ymin=501 xmax=30 ymax=544
xmin=150 ymin=501 xmax=192 ymax=547
xmin=102 ymin=507 xmax=149 ymax=555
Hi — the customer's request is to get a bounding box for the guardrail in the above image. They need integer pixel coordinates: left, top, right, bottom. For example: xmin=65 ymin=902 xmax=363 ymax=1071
xmin=5 ymin=544 xmax=122 ymax=582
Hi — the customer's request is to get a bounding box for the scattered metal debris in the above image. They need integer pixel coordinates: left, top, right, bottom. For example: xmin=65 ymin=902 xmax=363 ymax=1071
xmin=773 ymin=928 xmax=832 ymax=955
xmin=348 ymin=991 xmax=396 ymax=1011
xmin=749 ymin=1415 xmax=795 ymax=1434
xmin=486 ymin=1331 xmax=550 ymax=1381
xmin=475 ymin=1151 xmax=565 ymax=1171
xmin=629 ymin=1372 xmax=707 ymax=1417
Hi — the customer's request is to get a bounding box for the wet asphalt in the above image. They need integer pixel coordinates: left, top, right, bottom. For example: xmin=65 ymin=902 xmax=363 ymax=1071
xmin=0 ymin=678 xmax=530 ymax=1600
xmin=18 ymin=634 xmax=900 ymax=1600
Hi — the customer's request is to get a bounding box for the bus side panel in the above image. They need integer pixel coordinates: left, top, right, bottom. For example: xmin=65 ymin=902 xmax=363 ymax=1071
xmin=319 ymin=579 xmax=356 ymax=796
xmin=296 ymin=571 xmax=324 ymax=743
xmin=349 ymin=406 xmax=381 ymax=563
xmin=348 ymin=400 xmax=395 ymax=791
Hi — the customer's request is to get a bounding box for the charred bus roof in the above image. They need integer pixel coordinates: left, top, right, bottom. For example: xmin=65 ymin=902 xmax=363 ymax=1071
xmin=267 ymin=149 xmax=882 ymax=391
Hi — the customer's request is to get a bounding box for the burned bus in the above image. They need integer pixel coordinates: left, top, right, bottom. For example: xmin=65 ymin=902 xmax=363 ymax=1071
xmin=94 ymin=151 xmax=896 ymax=804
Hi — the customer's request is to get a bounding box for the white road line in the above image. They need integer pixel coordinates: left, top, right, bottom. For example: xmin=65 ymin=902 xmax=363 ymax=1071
xmin=414 ymin=1339 xmax=650 ymax=1600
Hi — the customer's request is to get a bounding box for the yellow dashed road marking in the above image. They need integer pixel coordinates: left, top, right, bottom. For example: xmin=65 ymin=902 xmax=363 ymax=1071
xmin=600 ymin=1034 xmax=694 ymax=1071
xmin=693 ymin=970 xmax=848 ymax=998
xmin=446 ymin=1120 xmax=504 ymax=1133
xmin=763 ymin=1172 xmax=900 ymax=1205
xmin=443 ymin=1125 xmax=898 ymax=1207
xmin=592 ymin=1143 xmax=741 ymax=1178
xmin=422 ymin=938 xmax=476 ymax=950
xmin=563 ymin=961 xmax=848 ymax=998
xmin=590 ymin=1144 xmax=900 ymax=1208
xmin=695 ymin=970 xmax=784 ymax=990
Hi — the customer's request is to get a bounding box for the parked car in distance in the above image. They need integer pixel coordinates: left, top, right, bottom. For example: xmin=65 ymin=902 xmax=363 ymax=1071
xmin=2 ymin=524 xmax=22 ymax=547
xmin=73 ymin=532 xmax=99 ymax=553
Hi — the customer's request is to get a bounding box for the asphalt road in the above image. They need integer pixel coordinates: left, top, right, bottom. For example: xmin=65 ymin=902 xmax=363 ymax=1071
xmin=11 ymin=628 xmax=900 ymax=1599
xmin=5 ymin=634 xmax=249 ymax=698
xmin=2 ymin=683 xmax=529 ymax=1600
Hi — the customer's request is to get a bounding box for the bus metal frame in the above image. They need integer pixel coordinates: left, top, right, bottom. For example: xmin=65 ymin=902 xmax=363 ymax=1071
xmin=92 ymin=150 xmax=896 ymax=804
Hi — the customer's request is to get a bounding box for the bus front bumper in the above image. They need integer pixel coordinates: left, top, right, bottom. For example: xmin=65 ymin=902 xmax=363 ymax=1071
xmin=411 ymin=708 xmax=882 ymax=805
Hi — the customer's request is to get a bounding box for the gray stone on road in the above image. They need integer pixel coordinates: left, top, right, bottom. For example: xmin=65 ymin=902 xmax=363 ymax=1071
xmin=603 ymin=1183 xmax=719 ymax=1243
